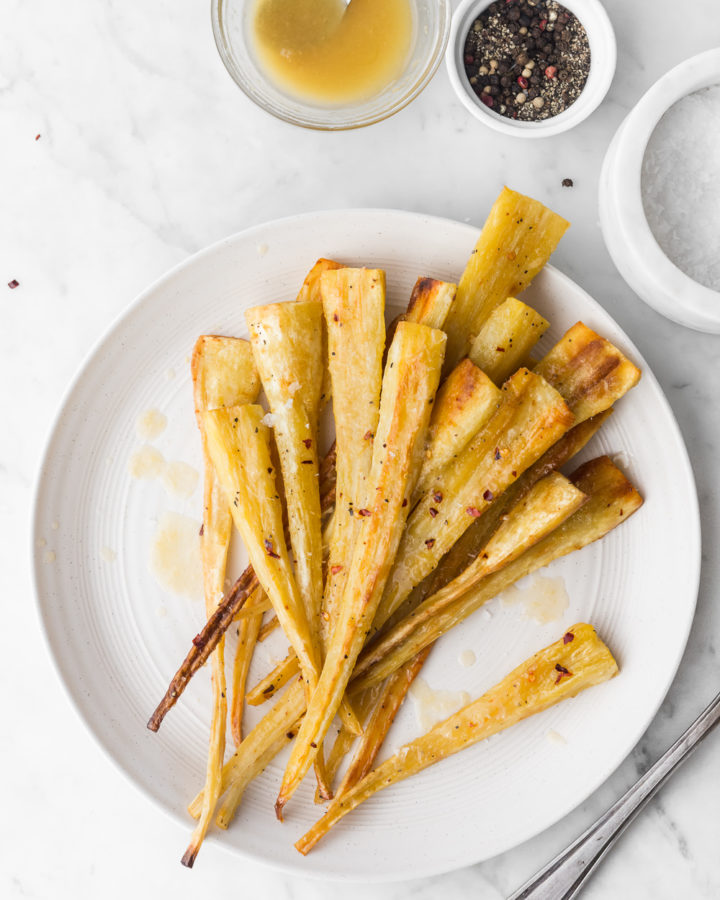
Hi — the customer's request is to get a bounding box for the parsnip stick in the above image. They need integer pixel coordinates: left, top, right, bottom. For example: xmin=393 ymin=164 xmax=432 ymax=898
xmin=414 ymin=359 xmax=501 ymax=500
xmin=374 ymin=368 xmax=574 ymax=631
xmin=295 ymin=258 xmax=344 ymax=304
xmin=320 ymin=268 xmax=386 ymax=648
xmin=229 ymin=585 xmax=265 ymax=745
xmin=406 ymin=277 xmax=457 ymax=328
xmin=417 ymin=410 xmax=612 ymax=604
xmin=336 ymin=647 xmax=431 ymax=800
xmin=257 ymin=615 xmax=279 ymax=642
xmin=468 ymin=297 xmax=549 ymax=385
xmin=444 ymin=187 xmax=569 ymax=371
xmin=147 ymin=569 xmax=257 ymax=731
xmin=246 ymin=650 xmax=299 ymax=706
xmin=535 ymin=322 xmax=641 ymax=424
xmin=353 ymin=471 xmax=586 ymax=685
xmin=351 ymin=457 xmax=642 ymax=692
xmin=387 ymin=276 xmax=457 ymax=345
xmin=275 ymin=321 xmax=447 ymax=818
xmin=246 ymin=301 xmax=325 ymax=649
xmin=297 ymin=624 xmax=617 ymax=854
xmin=204 ymin=405 xmax=321 ymax=694
xmin=182 ymin=335 xmax=260 ymax=868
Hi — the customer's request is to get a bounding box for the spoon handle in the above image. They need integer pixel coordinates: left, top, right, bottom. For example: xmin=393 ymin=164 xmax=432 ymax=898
xmin=509 ymin=690 xmax=720 ymax=900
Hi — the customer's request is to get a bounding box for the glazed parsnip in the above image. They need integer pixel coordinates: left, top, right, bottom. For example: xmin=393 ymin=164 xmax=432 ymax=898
xmin=188 ymin=678 xmax=307 ymax=824
xmin=275 ymin=321 xmax=447 ymax=818
xmin=419 ymin=410 xmax=613 ymax=603
xmin=294 ymin=258 xmax=344 ymax=410
xmin=295 ymin=257 xmax=344 ymax=304
xmin=535 ymin=322 xmax=641 ymax=424
xmin=203 ymin=404 xmax=321 ymax=696
xmin=353 ymin=471 xmax=586 ymax=684
xmin=246 ymin=649 xmax=299 ymax=705
xmin=191 ymin=335 xmax=261 ymax=416
xmin=182 ymin=335 xmax=260 ymax=868
xmin=297 ymin=624 xmax=618 ymax=854
xmin=468 ymin=297 xmax=550 ymax=385
xmin=320 ymin=268 xmax=386 ymax=649
xmin=229 ymin=585 xmax=265 ymax=745
xmin=246 ymin=301 xmax=325 ymax=650
xmin=352 ymin=456 xmax=642 ymax=691
xmin=414 ymin=359 xmax=501 ymax=499
xmin=404 ymin=277 xmax=457 ymax=328
xmin=374 ymin=368 xmax=575 ymax=631
xmin=335 ymin=647 xmax=431 ymax=799
xmin=443 ymin=187 xmax=569 ymax=371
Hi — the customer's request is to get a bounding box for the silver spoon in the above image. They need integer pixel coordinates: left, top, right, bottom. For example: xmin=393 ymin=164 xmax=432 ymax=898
xmin=508 ymin=690 xmax=720 ymax=900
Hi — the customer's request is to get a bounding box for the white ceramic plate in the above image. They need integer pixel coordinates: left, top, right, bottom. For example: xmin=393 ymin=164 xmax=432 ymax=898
xmin=33 ymin=209 xmax=700 ymax=881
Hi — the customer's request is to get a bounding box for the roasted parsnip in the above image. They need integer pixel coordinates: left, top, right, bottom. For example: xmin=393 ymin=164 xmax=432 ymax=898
xmin=246 ymin=301 xmax=325 ymax=649
xmin=275 ymin=321 xmax=447 ymax=818
xmin=535 ymin=322 xmax=641 ymax=424
xmin=353 ymin=471 xmax=586 ymax=684
xmin=203 ymin=405 xmax=321 ymax=695
xmin=335 ymin=647 xmax=431 ymax=800
xmin=414 ymin=359 xmax=501 ymax=500
xmin=352 ymin=457 xmax=642 ymax=691
xmin=468 ymin=297 xmax=550 ymax=385
xmin=444 ymin=187 xmax=569 ymax=370
xmin=182 ymin=335 xmax=260 ymax=868
xmin=374 ymin=368 xmax=575 ymax=631
xmin=320 ymin=268 xmax=386 ymax=647
xmin=297 ymin=624 xmax=618 ymax=854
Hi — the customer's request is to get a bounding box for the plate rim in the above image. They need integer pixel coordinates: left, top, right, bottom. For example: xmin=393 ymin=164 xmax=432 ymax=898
xmin=31 ymin=207 xmax=701 ymax=881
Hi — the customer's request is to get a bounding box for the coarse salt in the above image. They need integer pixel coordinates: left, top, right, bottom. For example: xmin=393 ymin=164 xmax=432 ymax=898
xmin=641 ymin=84 xmax=720 ymax=291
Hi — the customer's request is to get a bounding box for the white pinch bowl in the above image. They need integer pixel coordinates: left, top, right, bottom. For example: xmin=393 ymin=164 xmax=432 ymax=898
xmin=599 ymin=48 xmax=720 ymax=333
xmin=445 ymin=0 xmax=616 ymax=137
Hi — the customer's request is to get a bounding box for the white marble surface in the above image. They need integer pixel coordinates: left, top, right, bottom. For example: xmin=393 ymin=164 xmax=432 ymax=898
xmin=3 ymin=1 xmax=720 ymax=897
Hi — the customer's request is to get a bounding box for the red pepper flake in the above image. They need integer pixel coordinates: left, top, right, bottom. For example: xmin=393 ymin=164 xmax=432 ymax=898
xmin=192 ymin=632 xmax=207 ymax=649
xmin=263 ymin=684 xmax=275 ymax=694
xmin=495 ymin=346 xmax=506 ymax=352
xmin=357 ymin=508 xmax=372 ymax=517
xmin=8 ymin=279 xmax=19 ymax=289
xmin=511 ymin=470 xmax=517 ymax=477
xmin=301 ymin=459 xmax=313 ymax=464
xmin=402 ymin=498 xmax=408 ymax=508
xmin=483 ymin=489 xmax=494 ymax=502
xmin=310 ymin=742 xmax=317 ymax=749
xmin=303 ymin=438 xmax=312 ymax=448
xmin=433 ymin=491 xmax=443 ymax=503
xmin=466 ymin=506 xmax=482 ymax=518
xmin=333 ymin=313 xmax=339 ymax=322
xmin=198 ymin=523 xmax=204 ymax=537
xmin=539 ymin=18 xmax=547 ymax=30
xmin=35 ymin=134 xmax=41 ymax=140
xmin=425 ymin=539 xmax=435 ymax=549
xmin=330 ymin=565 xmax=343 ymax=575
xmin=264 ymin=538 xmax=280 ymax=559
xmin=363 ymin=430 xmax=374 ymax=441
xmin=563 ymin=632 xmax=574 ymax=645
xmin=555 ymin=663 xmax=573 ymax=684
xmin=494 ymin=447 xmax=501 ymax=461
xmin=429 ymin=507 xmax=439 ymax=518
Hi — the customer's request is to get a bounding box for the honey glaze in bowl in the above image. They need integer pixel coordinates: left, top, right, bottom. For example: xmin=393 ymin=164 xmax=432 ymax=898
xmin=252 ymin=0 xmax=413 ymax=106
xmin=213 ymin=0 xmax=451 ymax=130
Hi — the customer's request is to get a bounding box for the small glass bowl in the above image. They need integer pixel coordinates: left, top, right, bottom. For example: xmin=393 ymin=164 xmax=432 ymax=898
xmin=212 ymin=0 xmax=451 ymax=131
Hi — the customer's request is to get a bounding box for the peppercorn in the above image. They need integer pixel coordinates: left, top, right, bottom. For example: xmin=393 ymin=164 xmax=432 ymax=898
xmin=462 ymin=0 xmax=590 ymax=122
